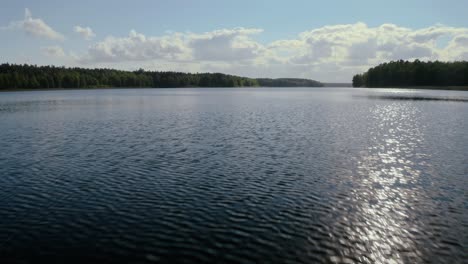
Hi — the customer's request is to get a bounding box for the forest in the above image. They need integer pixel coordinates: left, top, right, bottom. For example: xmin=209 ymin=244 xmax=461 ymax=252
xmin=256 ymin=78 xmax=322 ymax=87
xmin=0 ymin=64 xmax=260 ymax=89
xmin=352 ymin=60 xmax=468 ymax=88
xmin=0 ymin=64 xmax=323 ymax=89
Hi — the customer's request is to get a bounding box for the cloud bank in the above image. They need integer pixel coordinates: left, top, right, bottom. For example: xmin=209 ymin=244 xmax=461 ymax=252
xmin=3 ymin=10 xmax=468 ymax=81
xmin=73 ymin=23 xmax=468 ymax=81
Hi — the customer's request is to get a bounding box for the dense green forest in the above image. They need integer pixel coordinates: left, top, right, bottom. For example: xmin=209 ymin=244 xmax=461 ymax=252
xmin=0 ymin=64 xmax=259 ymax=89
xmin=0 ymin=63 xmax=323 ymax=89
xmin=352 ymin=60 xmax=468 ymax=88
xmin=257 ymin=78 xmax=322 ymax=87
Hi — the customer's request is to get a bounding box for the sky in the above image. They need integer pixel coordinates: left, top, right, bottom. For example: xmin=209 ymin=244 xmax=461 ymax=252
xmin=1 ymin=0 xmax=468 ymax=82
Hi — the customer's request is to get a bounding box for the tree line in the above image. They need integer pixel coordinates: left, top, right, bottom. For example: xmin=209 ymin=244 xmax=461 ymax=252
xmin=256 ymin=78 xmax=322 ymax=87
xmin=0 ymin=63 xmax=323 ymax=89
xmin=352 ymin=60 xmax=468 ymax=88
xmin=0 ymin=64 xmax=259 ymax=89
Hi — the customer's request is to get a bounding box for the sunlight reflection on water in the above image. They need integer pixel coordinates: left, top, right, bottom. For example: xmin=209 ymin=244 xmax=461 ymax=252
xmin=348 ymin=103 xmax=427 ymax=263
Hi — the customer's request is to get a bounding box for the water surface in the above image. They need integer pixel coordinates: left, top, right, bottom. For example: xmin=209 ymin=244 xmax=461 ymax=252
xmin=0 ymin=88 xmax=467 ymax=263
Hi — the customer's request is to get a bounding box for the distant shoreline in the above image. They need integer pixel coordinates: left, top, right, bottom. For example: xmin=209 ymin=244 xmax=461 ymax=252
xmin=1 ymin=86 xmax=467 ymax=93
xmin=0 ymin=86 xmax=332 ymax=93
xmin=359 ymin=86 xmax=468 ymax=91
xmin=0 ymin=64 xmax=323 ymax=90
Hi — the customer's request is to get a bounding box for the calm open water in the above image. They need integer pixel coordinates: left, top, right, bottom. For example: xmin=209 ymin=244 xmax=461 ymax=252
xmin=0 ymin=88 xmax=467 ymax=263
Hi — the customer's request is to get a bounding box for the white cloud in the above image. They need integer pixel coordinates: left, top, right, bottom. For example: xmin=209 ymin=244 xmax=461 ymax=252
xmin=408 ymin=26 xmax=467 ymax=43
xmin=2 ymin=8 xmax=64 ymax=41
xmin=79 ymin=30 xmax=189 ymax=63
xmin=71 ymin=23 xmax=468 ymax=82
xmin=453 ymin=35 xmax=468 ymax=46
xmin=74 ymin=26 xmax=95 ymax=40
xmin=347 ymin=39 xmax=378 ymax=65
xmin=189 ymin=28 xmax=264 ymax=61
xmin=78 ymin=28 xmax=264 ymax=64
xmin=41 ymin=45 xmax=66 ymax=57
xmin=387 ymin=44 xmax=434 ymax=60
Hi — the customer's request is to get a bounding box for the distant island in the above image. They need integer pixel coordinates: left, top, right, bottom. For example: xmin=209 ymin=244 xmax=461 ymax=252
xmin=352 ymin=60 xmax=468 ymax=89
xmin=0 ymin=63 xmax=323 ymax=90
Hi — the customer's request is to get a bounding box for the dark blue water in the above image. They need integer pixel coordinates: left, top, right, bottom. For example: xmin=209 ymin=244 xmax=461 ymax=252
xmin=0 ymin=88 xmax=467 ymax=263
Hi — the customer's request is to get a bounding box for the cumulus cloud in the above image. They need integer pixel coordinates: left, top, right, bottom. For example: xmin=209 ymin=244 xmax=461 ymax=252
xmin=2 ymin=8 xmax=64 ymax=40
xmin=189 ymin=28 xmax=264 ymax=61
xmin=41 ymin=45 xmax=66 ymax=57
xmin=347 ymin=39 xmax=378 ymax=65
xmin=388 ymin=44 xmax=434 ymax=60
xmin=271 ymin=22 xmax=468 ymax=79
xmin=79 ymin=30 xmax=189 ymax=63
xmin=408 ymin=26 xmax=467 ymax=43
xmin=72 ymin=23 xmax=468 ymax=82
xmin=74 ymin=26 xmax=95 ymax=40
xmin=78 ymin=27 xmax=264 ymax=64
xmin=453 ymin=35 xmax=468 ymax=45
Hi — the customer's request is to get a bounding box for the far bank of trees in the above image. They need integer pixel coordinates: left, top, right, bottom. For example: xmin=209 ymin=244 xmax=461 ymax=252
xmin=0 ymin=64 xmax=259 ymax=89
xmin=257 ymin=78 xmax=322 ymax=87
xmin=352 ymin=60 xmax=468 ymax=88
xmin=0 ymin=63 xmax=323 ymax=89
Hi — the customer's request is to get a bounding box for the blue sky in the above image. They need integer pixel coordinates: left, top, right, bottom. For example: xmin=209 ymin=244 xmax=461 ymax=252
xmin=1 ymin=0 xmax=468 ymax=82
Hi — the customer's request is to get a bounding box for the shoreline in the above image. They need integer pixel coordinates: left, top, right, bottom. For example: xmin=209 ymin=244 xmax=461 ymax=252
xmin=0 ymin=87 xmax=245 ymax=92
xmin=0 ymin=86 xmax=328 ymax=92
xmin=1 ymin=86 xmax=468 ymax=93
xmin=358 ymin=86 xmax=468 ymax=91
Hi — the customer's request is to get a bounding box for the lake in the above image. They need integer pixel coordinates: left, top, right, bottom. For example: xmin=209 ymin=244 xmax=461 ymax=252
xmin=0 ymin=88 xmax=467 ymax=263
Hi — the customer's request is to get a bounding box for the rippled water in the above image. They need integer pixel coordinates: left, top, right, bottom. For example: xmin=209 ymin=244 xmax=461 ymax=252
xmin=0 ymin=88 xmax=467 ymax=263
